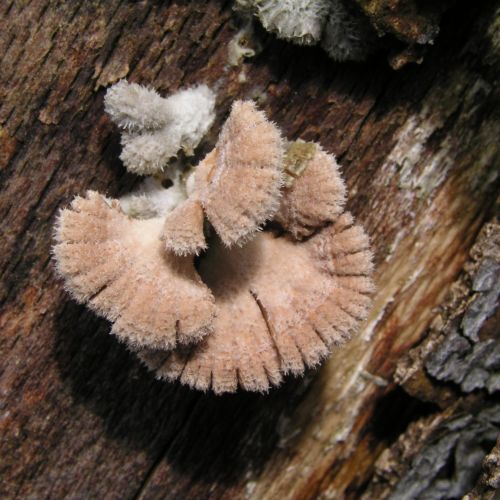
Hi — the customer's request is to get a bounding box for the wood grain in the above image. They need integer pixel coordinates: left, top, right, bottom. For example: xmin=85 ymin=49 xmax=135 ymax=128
xmin=0 ymin=1 xmax=498 ymax=498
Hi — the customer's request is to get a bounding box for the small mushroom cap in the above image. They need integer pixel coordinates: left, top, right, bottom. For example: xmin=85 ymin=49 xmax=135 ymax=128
xmin=276 ymin=141 xmax=346 ymax=239
xmin=119 ymin=130 xmax=182 ymax=176
xmin=162 ymin=198 xmax=207 ymax=256
xmin=201 ymin=100 xmax=284 ymax=247
xmin=104 ymin=80 xmax=168 ymax=131
xmin=138 ymin=212 xmax=373 ymax=394
xmin=255 ymin=0 xmax=331 ymax=46
xmin=162 ymin=84 xmax=216 ymax=156
xmin=160 ymin=150 xmax=215 ymax=256
xmin=119 ymin=174 xmax=187 ymax=220
xmin=53 ymin=191 xmax=215 ymax=350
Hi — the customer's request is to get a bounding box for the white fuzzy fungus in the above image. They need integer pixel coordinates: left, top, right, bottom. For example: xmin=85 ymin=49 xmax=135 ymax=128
xmin=119 ymin=172 xmax=188 ymax=219
xmin=234 ymin=0 xmax=375 ymax=61
xmin=105 ymin=81 xmax=216 ymax=175
xmin=235 ymin=0 xmax=330 ymax=45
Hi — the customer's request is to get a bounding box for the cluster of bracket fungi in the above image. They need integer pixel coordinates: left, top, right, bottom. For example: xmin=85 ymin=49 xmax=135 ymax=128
xmin=234 ymin=0 xmax=453 ymax=68
xmin=53 ymin=81 xmax=374 ymax=394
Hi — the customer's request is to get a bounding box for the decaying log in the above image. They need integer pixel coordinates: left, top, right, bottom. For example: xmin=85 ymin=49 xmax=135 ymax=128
xmin=363 ymin=219 xmax=500 ymax=499
xmin=0 ymin=1 xmax=498 ymax=499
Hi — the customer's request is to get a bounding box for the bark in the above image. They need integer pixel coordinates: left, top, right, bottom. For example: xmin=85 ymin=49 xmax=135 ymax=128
xmin=363 ymin=220 xmax=500 ymax=500
xmin=0 ymin=1 xmax=498 ymax=499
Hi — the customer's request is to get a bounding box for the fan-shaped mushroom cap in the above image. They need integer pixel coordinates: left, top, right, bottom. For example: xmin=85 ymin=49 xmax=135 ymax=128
xmin=119 ymin=130 xmax=184 ymax=176
xmin=161 ymin=101 xmax=284 ymax=255
xmin=138 ymin=211 xmax=373 ymax=394
xmin=161 ymin=198 xmax=207 ymax=256
xmin=276 ymin=141 xmax=346 ymax=239
xmin=53 ymin=191 xmax=215 ymax=350
xmin=160 ymin=150 xmax=216 ymax=255
xmin=202 ymin=101 xmax=284 ymax=246
xmin=250 ymin=0 xmax=331 ymax=46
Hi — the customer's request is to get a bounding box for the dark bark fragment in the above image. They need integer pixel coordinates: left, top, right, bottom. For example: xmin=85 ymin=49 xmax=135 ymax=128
xmin=374 ymin=220 xmax=500 ymax=499
xmin=363 ymin=404 xmax=499 ymax=500
xmin=396 ymin=221 xmax=500 ymax=402
xmin=352 ymin=0 xmax=453 ymax=45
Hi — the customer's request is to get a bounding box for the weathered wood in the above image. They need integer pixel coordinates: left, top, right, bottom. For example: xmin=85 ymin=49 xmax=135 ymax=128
xmin=362 ymin=219 xmax=500 ymax=499
xmin=0 ymin=1 xmax=498 ymax=499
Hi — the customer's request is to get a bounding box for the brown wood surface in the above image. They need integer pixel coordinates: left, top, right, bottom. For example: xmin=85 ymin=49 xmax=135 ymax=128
xmin=0 ymin=1 xmax=499 ymax=499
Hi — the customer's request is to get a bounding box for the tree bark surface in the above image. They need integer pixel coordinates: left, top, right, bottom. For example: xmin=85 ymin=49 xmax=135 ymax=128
xmin=0 ymin=1 xmax=498 ymax=499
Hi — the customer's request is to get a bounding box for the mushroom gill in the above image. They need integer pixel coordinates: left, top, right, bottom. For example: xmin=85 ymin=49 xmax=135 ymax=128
xmin=138 ymin=211 xmax=373 ymax=394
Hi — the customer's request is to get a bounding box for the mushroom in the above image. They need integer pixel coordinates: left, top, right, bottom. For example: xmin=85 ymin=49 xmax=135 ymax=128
xmin=54 ymin=92 xmax=374 ymax=395
xmin=104 ymin=80 xmax=216 ymax=175
xmin=53 ymin=191 xmax=215 ymax=350
xmin=119 ymin=164 xmax=189 ymax=219
xmin=138 ymin=131 xmax=372 ymax=395
xmin=321 ymin=0 xmax=375 ymax=62
xmin=275 ymin=140 xmax=346 ymax=239
xmin=138 ymin=211 xmax=373 ymax=394
xmin=233 ymin=0 xmax=376 ymax=61
xmin=235 ymin=0 xmax=331 ymax=46
xmin=162 ymin=100 xmax=284 ymax=255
